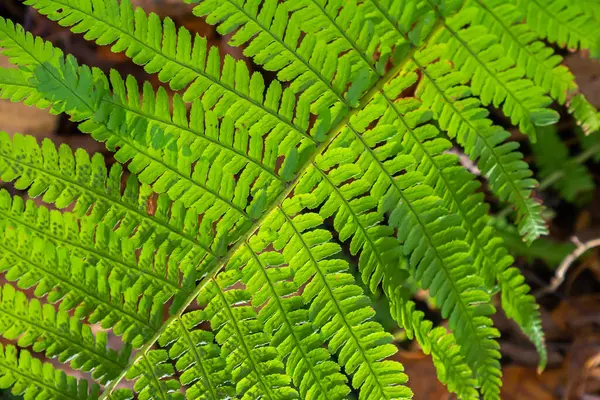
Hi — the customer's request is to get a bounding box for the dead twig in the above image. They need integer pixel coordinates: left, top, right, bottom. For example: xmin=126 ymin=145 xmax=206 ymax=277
xmin=536 ymin=237 xmax=600 ymax=297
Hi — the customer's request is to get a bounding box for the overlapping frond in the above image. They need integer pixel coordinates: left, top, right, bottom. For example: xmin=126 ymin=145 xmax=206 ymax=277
xmin=412 ymin=56 xmax=546 ymax=365
xmin=21 ymin=45 xmax=263 ymax=255
xmin=0 ymin=284 xmax=130 ymax=384
xmin=0 ymin=224 xmax=160 ymax=347
xmin=0 ymin=344 xmax=100 ymax=400
xmin=191 ymin=0 xmax=353 ymax=116
xmin=24 ymin=0 xmax=319 ymax=159
xmin=0 ymin=190 xmax=198 ymax=312
xmin=198 ymin=272 xmax=299 ymax=399
xmin=0 ymin=131 xmax=212 ymax=269
xmin=340 ymin=83 xmax=502 ymax=398
xmin=532 ymin=126 xmax=595 ymax=203
xmin=513 ymin=0 xmax=600 ymax=58
xmin=255 ymin=207 xmax=411 ymax=400
xmin=469 ymin=0 xmax=600 ymax=133
xmin=34 ymin=55 xmax=265 ymax=253
xmin=426 ymin=4 xmax=559 ymax=141
xmin=386 ymin=288 xmax=478 ymax=400
xmin=415 ymin=50 xmax=547 ymax=243
xmin=0 ymin=66 xmax=53 ymax=109
xmin=362 ymin=0 xmax=548 ymax=244
xmin=198 ymin=2 xmax=504 ymax=394
xmin=234 ymin=241 xmax=351 ymax=400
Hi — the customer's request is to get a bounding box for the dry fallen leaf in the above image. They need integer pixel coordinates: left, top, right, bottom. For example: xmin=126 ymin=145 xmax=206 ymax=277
xmin=395 ymin=350 xmax=452 ymax=400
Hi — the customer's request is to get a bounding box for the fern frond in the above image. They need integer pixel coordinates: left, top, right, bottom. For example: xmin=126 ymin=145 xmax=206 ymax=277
xmin=234 ymin=241 xmax=351 ymax=400
xmin=258 ymin=92 xmax=480 ymax=397
xmin=0 ymin=20 xmax=287 ymax=264
xmin=32 ymin=51 xmax=259 ymax=231
xmin=0 ymin=284 xmax=130 ymax=384
xmin=0 ymin=190 xmax=197 ymax=312
xmin=198 ymin=271 xmax=299 ymax=399
xmin=532 ymin=126 xmax=595 ymax=202
xmin=0 ymin=224 xmax=160 ymax=347
xmin=125 ymin=350 xmax=183 ymax=400
xmin=361 ymin=0 xmax=548 ymax=243
xmin=255 ymin=208 xmax=411 ymax=400
xmin=0 ymin=128 xmax=216 ymax=265
xmin=191 ymin=0 xmax=354 ymax=115
xmin=105 ymin=74 xmax=285 ymax=186
xmin=513 ymin=0 xmax=600 ymax=58
xmin=23 ymin=0 xmax=317 ymax=148
xmin=343 ymin=89 xmax=502 ymax=398
xmin=385 ymin=287 xmax=479 ymax=400
xmin=33 ymin=54 xmax=266 ymax=247
xmin=469 ymin=0 xmax=574 ymax=103
xmin=158 ymin=313 xmax=235 ymax=399
xmin=415 ymin=53 xmax=547 ymax=243
xmin=469 ymin=0 xmax=600 ymax=132
xmin=410 ymin=57 xmax=547 ymax=366
xmin=426 ymin=4 xmax=559 ymax=140
xmin=0 ymin=67 xmax=52 ymax=108
xmin=0 ymin=344 xmax=100 ymax=399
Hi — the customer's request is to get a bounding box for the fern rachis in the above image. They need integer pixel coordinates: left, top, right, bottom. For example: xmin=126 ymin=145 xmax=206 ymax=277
xmin=0 ymin=0 xmax=597 ymax=399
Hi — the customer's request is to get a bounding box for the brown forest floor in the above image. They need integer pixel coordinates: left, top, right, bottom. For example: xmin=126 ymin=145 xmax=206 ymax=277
xmin=1 ymin=1 xmax=600 ymax=399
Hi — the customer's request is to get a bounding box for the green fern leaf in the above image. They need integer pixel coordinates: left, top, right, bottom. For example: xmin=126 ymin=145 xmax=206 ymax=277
xmin=0 ymin=130 xmax=212 ymax=269
xmin=469 ymin=0 xmax=600 ymax=132
xmin=386 ymin=287 xmax=479 ymax=400
xmin=513 ymin=0 xmax=600 ymax=58
xmin=198 ymin=272 xmax=299 ymax=399
xmin=158 ymin=314 xmax=236 ymax=399
xmin=0 ymin=223 xmax=161 ymax=347
xmin=255 ymin=208 xmax=411 ymax=400
xmin=236 ymin=242 xmax=351 ymax=399
xmin=0 ymin=284 xmax=130 ymax=384
xmin=427 ymin=5 xmax=559 ymax=140
xmin=415 ymin=51 xmax=548 ymax=244
xmin=126 ymin=350 xmax=184 ymax=400
xmin=0 ymin=189 xmax=202 ymax=315
xmin=0 ymin=344 xmax=100 ymax=399
xmin=24 ymin=0 xmax=317 ymax=147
